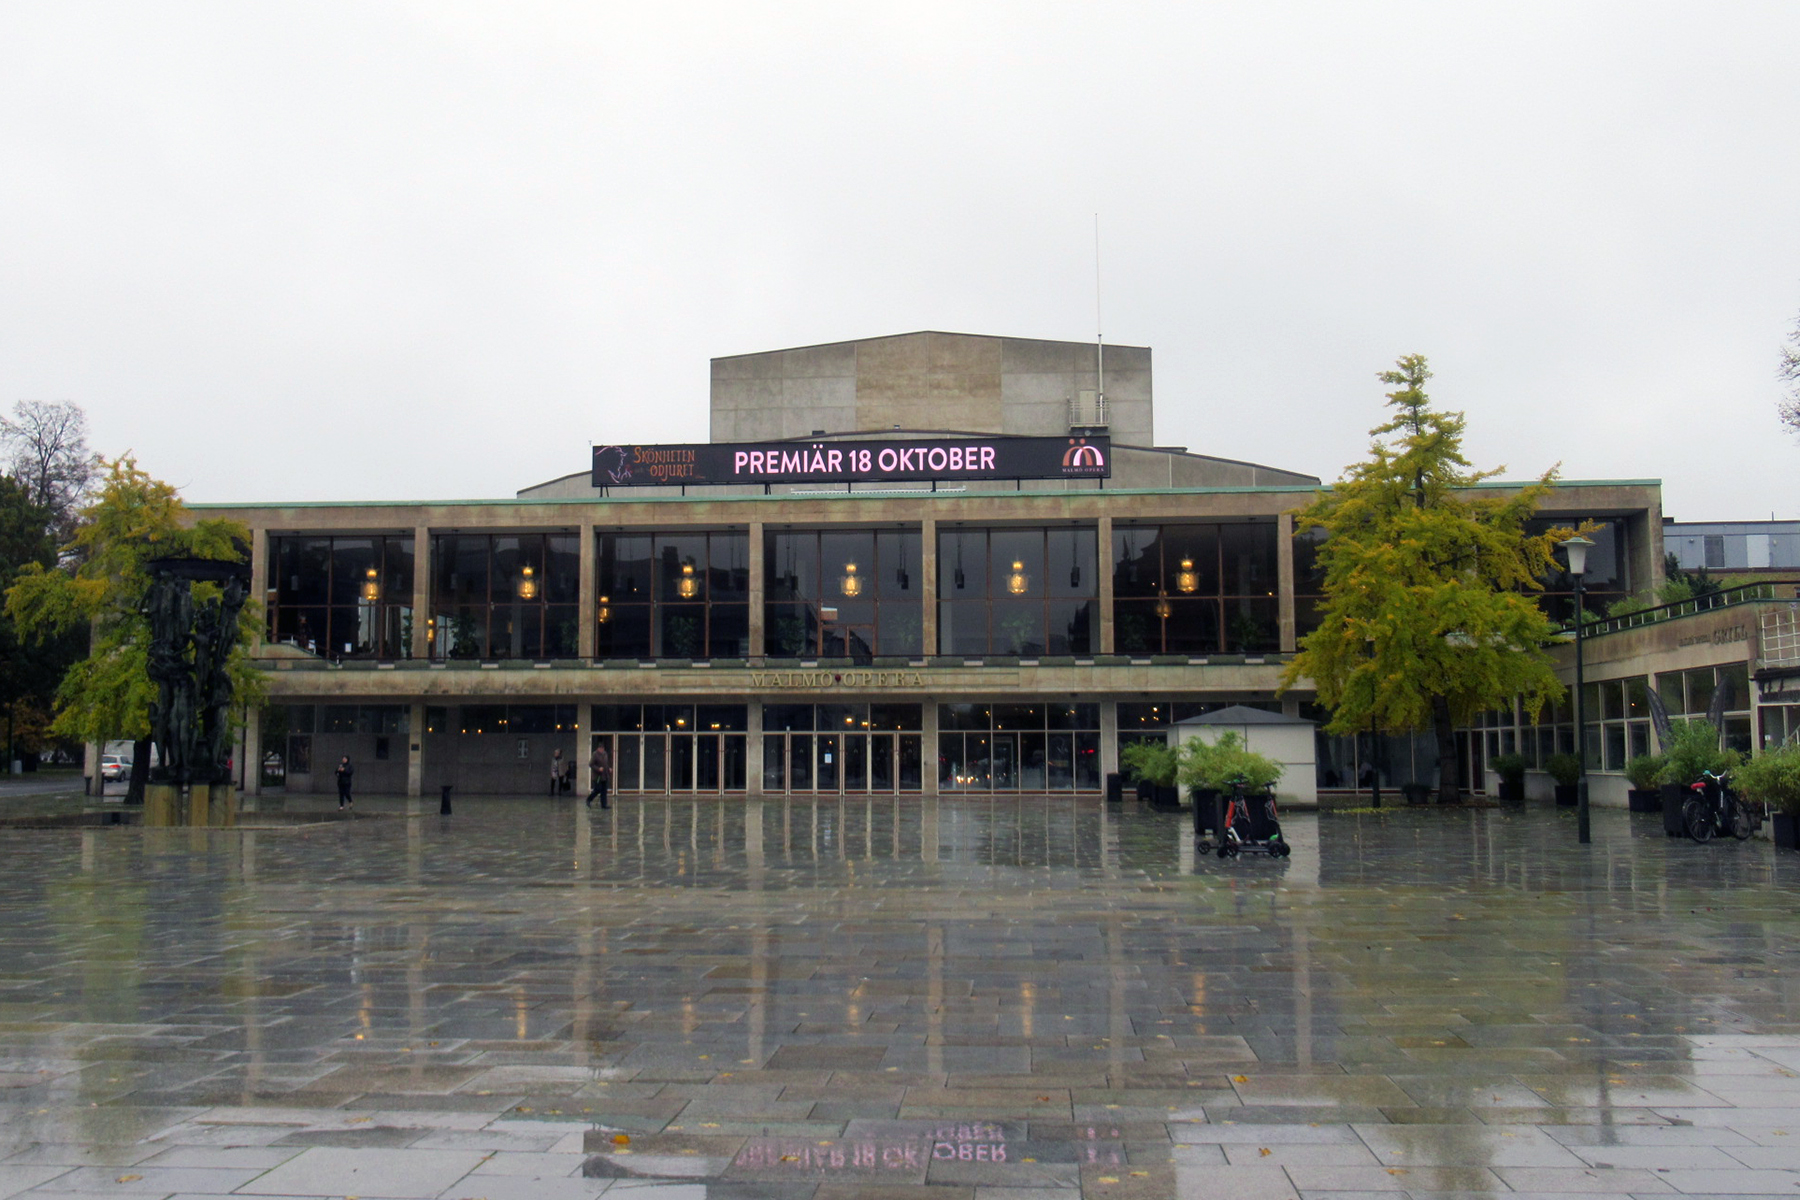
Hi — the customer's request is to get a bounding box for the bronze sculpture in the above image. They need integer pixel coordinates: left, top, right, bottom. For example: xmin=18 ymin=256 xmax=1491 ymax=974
xmin=144 ymin=558 xmax=249 ymax=788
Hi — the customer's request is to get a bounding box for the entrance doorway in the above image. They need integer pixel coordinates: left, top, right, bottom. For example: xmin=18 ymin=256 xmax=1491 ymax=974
xmin=761 ymin=703 xmax=924 ymax=794
xmin=591 ymin=704 xmax=748 ymax=793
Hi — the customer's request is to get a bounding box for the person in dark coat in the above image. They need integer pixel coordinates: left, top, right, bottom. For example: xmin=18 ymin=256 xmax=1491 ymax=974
xmin=335 ymin=756 xmax=354 ymax=809
xmin=586 ymin=743 xmax=611 ymax=810
xmin=549 ymin=748 xmax=565 ymax=796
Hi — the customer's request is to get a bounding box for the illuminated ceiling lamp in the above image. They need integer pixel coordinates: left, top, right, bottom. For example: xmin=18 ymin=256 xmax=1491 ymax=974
xmin=676 ymin=561 xmax=698 ymax=599
xmin=596 ymin=594 xmax=611 ymax=625
xmin=840 ymin=561 xmax=862 ymax=597
xmin=1006 ymin=560 xmax=1029 ymax=595
xmin=360 ymin=567 xmax=379 ymax=603
xmin=516 ymin=565 xmax=538 ymax=600
xmin=1176 ymin=558 xmax=1198 ymax=594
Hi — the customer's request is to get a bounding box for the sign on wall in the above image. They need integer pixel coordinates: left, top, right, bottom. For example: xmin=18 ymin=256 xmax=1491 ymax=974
xmin=592 ymin=436 xmax=1110 ymax=487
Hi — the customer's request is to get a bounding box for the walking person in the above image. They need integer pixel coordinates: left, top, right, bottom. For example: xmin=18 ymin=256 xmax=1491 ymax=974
xmin=335 ymin=755 xmax=354 ymax=809
xmin=549 ymin=747 xmax=565 ymax=797
xmin=586 ymin=742 xmax=611 ymax=810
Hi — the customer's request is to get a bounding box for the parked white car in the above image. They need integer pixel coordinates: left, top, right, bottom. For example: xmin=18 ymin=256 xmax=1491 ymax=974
xmin=100 ymin=754 xmax=131 ymax=781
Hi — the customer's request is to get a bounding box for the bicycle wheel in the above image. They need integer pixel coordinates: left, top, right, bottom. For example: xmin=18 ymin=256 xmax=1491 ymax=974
xmin=1682 ymin=797 xmax=1714 ymax=843
xmin=1730 ymin=802 xmax=1754 ymax=841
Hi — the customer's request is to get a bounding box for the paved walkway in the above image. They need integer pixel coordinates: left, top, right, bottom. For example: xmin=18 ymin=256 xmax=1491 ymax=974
xmin=0 ymin=795 xmax=1798 ymax=1198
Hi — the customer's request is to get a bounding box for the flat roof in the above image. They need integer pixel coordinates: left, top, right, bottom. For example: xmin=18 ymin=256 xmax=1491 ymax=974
xmin=189 ymin=477 xmax=1663 ymax=512
xmin=712 ymin=330 xmax=1151 ymax=360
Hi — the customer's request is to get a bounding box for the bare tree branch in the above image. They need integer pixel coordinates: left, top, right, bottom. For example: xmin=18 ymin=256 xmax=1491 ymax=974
xmin=1781 ymin=313 xmax=1800 ymax=436
xmin=0 ymin=400 xmax=96 ymax=537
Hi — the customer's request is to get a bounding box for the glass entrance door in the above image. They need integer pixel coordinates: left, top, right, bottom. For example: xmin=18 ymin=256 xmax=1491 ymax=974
xmin=759 ymin=704 xmax=922 ymax=795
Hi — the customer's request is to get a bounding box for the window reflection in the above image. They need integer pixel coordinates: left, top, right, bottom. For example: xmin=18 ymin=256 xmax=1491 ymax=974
xmin=1113 ymin=522 xmax=1278 ymax=654
xmin=268 ymin=534 xmax=415 ymax=659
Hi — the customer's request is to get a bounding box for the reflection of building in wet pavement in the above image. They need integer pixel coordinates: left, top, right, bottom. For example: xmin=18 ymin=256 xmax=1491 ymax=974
xmin=6 ymin=796 xmax=1800 ymax=1195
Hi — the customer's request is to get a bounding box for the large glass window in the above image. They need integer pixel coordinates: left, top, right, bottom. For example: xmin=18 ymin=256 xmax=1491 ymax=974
xmin=1113 ymin=522 xmax=1278 ymax=654
xmin=766 ymin=529 xmax=922 ymax=658
xmin=937 ymin=528 xmax=1096 ymax=656
xmin=1531 ymin=516 xmax=1632 ymax=623
xmin=432 ymin=533 xmax=580 ymax=660
xmin=590 ymin=703 xmax=748 ymax=792
xmin=268 ymin=534 xmax=415 ymax=659
xmin=937 ymin=701 xmax=1101 ymax=791
xmin=596 ymin=531 xmax=750 ymax=659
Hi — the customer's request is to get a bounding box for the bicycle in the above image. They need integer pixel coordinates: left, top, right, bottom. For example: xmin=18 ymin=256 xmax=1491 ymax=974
xmin=1681 ymin=769 xmax=1756 ymax=843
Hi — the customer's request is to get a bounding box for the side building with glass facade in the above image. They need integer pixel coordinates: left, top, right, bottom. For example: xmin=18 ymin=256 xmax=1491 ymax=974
xmin=204 ymin=331 xmax=1671 ymax=801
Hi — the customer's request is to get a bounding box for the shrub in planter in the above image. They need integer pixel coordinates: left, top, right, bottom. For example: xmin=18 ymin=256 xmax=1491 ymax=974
xmin=1657 ymin=719 xmax=1741 ymax=789
xmin=1121 ymin=741 xmax=1182 ymax=810
xmin=1624 ymin=753 xmax=1666 ymax=813
xmin=1180 ymin=733 xmax=1283 ymax=827
xmin=1736 ymin=744 xmax=1800 ymax=850
xmin=1489 ymin=752 xmax=1528 ymax=803
xmin=1545 ymin=752 xmax=1581 ymax=807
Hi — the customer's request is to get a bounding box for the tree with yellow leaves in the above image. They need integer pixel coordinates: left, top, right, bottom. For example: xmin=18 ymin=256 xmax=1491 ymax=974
xmin=5 ymin=457 xmax=263 ymax=802
xmin=1280 ymin=356 xmax=1573 ymax=802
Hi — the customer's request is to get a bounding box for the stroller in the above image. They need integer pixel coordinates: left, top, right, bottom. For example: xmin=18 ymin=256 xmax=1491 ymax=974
xmin=1197 ymin=776 xmax=1291 ymax=858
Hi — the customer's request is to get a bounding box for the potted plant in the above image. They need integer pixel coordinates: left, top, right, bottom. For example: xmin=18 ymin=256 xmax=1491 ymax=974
xmin=1120 ymin=740 xmax=1181 ymax=810
xmin=1182 ymin=732 xmax=1283 ymax=836
xmin=1544 ymin=752 xmax=1581 ymax=806
xmin=1657 ymin=719 xmax=1741 ymax=837
xmin=1178 ymin=732 xmax=1236 ymax=834
xmin=1399 ymin=781 xmax=1432 ymax=805
xmin=1623 ymin=753 xmax=1665 ymax=813
xmin=1735 ymin=743 xmax=1800 ymax=851
xmin=1489 ymin=752 xmax=1528 ymax=804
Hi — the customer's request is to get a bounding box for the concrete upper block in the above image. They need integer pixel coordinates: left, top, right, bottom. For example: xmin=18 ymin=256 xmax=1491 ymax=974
xmin=778 ymin=342 xmax=858 ymax=378
xmin=1001 ymin=338 xmax=1086 ymax=374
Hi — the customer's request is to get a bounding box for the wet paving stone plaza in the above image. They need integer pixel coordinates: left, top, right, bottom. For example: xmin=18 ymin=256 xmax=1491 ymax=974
xmin=2 ymin=795 xmax=1800 ymax=1198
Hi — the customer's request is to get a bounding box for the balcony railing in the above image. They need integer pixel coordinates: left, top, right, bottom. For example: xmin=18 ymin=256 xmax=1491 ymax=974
xmin=1574 ymin=579 xmax=1800 ymax=640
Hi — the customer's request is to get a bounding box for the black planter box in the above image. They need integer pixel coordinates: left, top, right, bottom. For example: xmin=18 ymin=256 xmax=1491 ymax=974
xmin=1773 ymin=812 xmax=1799 ymax=851
xmin=1554 ymin=784 xmax=1578 ymax=807
xmin=1661 ymin=783 xmax=1686 ymax=837
xmin=1105 ymin=772 xmax=1124 ymax=804
xmin=1192 ymin=788 xmax=1221 ymax=836
xmin=1627 ymin=788 xmax=1660 ymax=813
xmin=1497 ymin=778 xmax=1524 ymax=803
xmin=1401 ymin=783 xmax=1432 ymax=805
xmin=1151 ymin=784 xmax=1182 ymax=811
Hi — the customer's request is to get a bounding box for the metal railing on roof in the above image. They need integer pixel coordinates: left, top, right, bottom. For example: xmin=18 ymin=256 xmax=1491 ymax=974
xmin=1575 ymin=579 xmax=1800 ymax=639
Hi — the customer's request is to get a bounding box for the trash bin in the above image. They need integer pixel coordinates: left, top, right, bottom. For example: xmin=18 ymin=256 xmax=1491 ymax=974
xmin=1105 ymin=772 xmax=1123 ymax=804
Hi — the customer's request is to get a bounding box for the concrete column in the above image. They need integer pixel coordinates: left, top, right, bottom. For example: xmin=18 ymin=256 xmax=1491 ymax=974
xmin=921 ymin=700 xmax=939 ymax=794
xmin=578 ymin=520 xmax=597 ymax=659
xmin=1099 ymin=700 xmax=1119 ymax=785
xmin=410 ymin=526 xmax=431 ymax=660
xmin=1278 ymin=512 xmax=1297 ymax=653
xmin=746 ymin=700 xmax=764 ymax=794
xmin=249 ymin=526 xmax=269 ymax=650
xmin=1097 ymin=516 xmax=1114 ymax=654
xmin=748 ymin=522 xmax=765 ymax=659
xmin=578 ymin=702 xmax=593 ymax=794
xmin=406 ymin=701 xmax=425 ymax=797
xmin=920 ymin=518 xmax=937 ymax=656
xmin=243 ymin=705 xmax=261 ymax=797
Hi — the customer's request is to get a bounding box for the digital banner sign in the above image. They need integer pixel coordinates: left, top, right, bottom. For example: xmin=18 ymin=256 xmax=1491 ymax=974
xmin=592 ymin=436 xmax=1109 ymax=487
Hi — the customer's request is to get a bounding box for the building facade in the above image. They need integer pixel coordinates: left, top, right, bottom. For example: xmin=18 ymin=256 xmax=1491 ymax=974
xmin=207 ymin=332 xmax=1668 ymax=801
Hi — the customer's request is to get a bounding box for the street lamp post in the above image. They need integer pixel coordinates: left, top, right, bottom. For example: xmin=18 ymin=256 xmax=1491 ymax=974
xmin=1561 ymin=535 xmax=1596 ymax=845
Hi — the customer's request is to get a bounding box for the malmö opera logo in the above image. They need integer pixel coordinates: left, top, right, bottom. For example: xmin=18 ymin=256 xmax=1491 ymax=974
xmin=1061 ymin=437 xmax=1107 ymax=475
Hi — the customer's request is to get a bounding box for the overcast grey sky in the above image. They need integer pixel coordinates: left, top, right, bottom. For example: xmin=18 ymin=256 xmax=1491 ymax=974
xmin=2 ymin=2 xmax=1796 ymax=520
